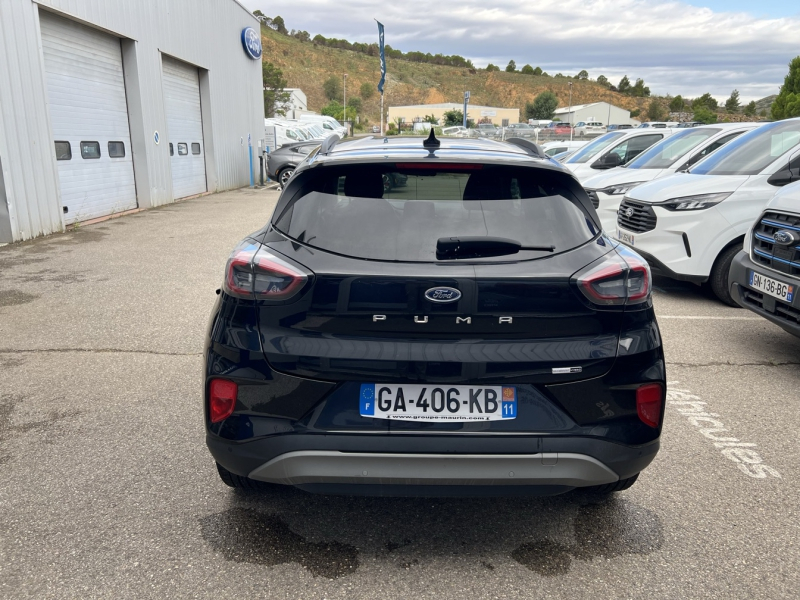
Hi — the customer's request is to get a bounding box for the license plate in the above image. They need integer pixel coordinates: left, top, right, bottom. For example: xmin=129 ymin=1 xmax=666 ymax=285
xmin=749 ymin=270 xmax=795 ymax=302
xmin=617 ymin=229 xmax=635 ymax=245
xmin=360 ymin=384 xmax=517 ymax=422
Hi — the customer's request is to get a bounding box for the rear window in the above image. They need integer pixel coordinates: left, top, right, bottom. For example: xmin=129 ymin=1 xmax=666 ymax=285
xmin=691 ymin=120 xmax=800 ymax=176
xmin=626 ymin=127 xmax=720 ymax=169
xmin=566 ymin=132 xmax=626 ymax=164
xmin=274 ymin=165 xmax=596 ymax=262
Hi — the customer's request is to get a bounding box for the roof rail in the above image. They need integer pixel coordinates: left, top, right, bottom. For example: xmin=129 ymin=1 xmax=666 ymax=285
xmin=505 ymin=137 xmax=547 ymax=159
xmin=319 ymin=134 xmax=342 ymax=155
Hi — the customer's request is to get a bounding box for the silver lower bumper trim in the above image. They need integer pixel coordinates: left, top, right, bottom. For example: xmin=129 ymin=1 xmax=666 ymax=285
xmin=248 ymin=451 xmax=618 ymax=487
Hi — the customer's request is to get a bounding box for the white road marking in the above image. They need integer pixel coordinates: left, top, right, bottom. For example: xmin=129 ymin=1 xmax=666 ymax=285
xmin=667 ymin=382 xmax=781 ymax=479
xmin=658 ymin=316 xmax=762 ymax=321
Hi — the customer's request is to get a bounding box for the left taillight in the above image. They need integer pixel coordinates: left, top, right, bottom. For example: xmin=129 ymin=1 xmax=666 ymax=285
xmin=209 ymin=378 xmax=237 ymax=423
xmin=222 ymin=241 xmax=309 ymax=301
xmin=636 ymin=383 xmax=663 ymax=428
xmin=573 ymin=246 xmax=652 ymax=306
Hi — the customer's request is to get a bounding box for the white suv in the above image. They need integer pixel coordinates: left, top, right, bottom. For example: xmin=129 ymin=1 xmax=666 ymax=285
xmin=563 ymin=129 xmax=675 ymax=184
xmin=615 ymin=118 xmax=800 ymax=305
xmin=574 ymin=122 xmax=607 ymax=137
xmin=729 ymin=181 xmax=800 ymax=336
xmin=583 ymin=123 xmax=758 ymax=232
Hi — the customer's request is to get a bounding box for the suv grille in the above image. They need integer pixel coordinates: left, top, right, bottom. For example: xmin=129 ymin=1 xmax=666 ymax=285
xmin=586 ymin=189 xmax=600 ymax=209
xmin=617 ymin=198 xmax=657 ymax=233
xmin=751 ymin=211 xmax=800 ymax=277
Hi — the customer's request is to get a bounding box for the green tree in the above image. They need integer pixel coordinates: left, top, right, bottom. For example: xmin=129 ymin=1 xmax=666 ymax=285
xmin=321 ymin=101 xmax=357 ymax=122
xmin=270 ymin=15 xmax=288 ymax=34
xmin=252 ymin=9 xmax=266 ymax=22
xmin=443 ymin=109 xmax=465 ymax=126
xmin=631 ymin=78 xmax=650 ymax=97
xmin=423 ymin=114 xmax=439 ymax=124
xmin=647 ymin=99 xmax=667 ymax=121
xmin=323 ymin=76 xmax=342 ymax=102
xmin=618 ymin=76 xmax=632 ymax=94
xmin=521 ymin=64 xmax=534 ymax=75
xmin=743 ymin=101 xmax=757 ymax=116
xmin=577 ymin=70 xmax=589 ymax=80
xmin=360 ymin=82 xmax=375 ymax=100
xmin=525 ymin=91 xmax=559 ymax=120
xmin=692 ymin=93 xmax=718 ymax=111
xmin=262 ymin=62 xmax=290 ymax=117
xmin=693 ymin=106 xmax=718 ymax=124
xmin=669 ymin=95 xmax=685 ymax=112
xmin=533 ymin=66 xmax=543 ymax=76
xmin=772 ymin=56 xmax=800 ymax=120
xmin=630 ymin=108 xmax=641 ymax=118
xmin=596 ymin=75 xmax=609 ymax=87
xmin=725 ymin=89 xmax=741 ymax=113
xmin=486 ymin=63 xmax=500 ymax=72
xmin=348 ymin=97 xmax=362 ymax=114
xmin=505 ymin=60 xmax=516 ymax=72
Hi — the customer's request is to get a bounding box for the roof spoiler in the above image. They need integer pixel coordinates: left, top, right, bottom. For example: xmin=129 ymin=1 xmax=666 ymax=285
xmin=505 ymin=137 xmax=547 ymax=159
xmin=319 ymin=134 xmax=342 ymax=155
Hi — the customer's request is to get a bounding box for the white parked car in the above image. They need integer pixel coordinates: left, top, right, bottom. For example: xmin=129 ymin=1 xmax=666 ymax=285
xmin=583 ymin=123 xmax=759 ymax=232
xmin=615 ymin=118 xmax=800 ymax=305
xmin=637 ymin=122 xmax=670 ymax=129
xmin=441 ymin=126 xmax=470 ymax=137
xmin=540 ymin=140 xmax=588 ymax=157
xmin=563 ymin=129 xmax=676 ymax=184
xmin=729 ymin=180 xmax=800 ymax=336
xmin=573 ymin=122 xmax=607 ymax=137
xmin=299 ymin=114 xmax=347 ymax=137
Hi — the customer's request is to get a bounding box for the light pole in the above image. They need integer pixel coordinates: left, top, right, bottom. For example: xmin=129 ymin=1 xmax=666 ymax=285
xmin=568 ymin=81 xmax=573 ymax=142
xmin=343 ymin=73 xmax=348 ymax=137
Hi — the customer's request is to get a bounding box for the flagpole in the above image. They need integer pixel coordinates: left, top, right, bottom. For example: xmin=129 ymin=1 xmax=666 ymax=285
xmin=376 ymin=19 xmax=386 ymax=136
xmin=381 ymin=92 xmax=385 ymax=136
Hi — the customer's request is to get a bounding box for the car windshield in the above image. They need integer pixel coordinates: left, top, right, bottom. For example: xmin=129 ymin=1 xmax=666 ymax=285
xmin=274 ymin=165 xmax=596 ymax=262
xmin=565 ymin=132 xmax=626 ymax=164
xmin=626 ymin=127 xmax=720 ymax=169
xmin=691 ymin=120 xmax=800 ymax=176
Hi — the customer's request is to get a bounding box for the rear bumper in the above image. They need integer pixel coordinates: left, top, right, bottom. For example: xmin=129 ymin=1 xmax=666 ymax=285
xmin=208 ymin=432 xmax=660 ymax=491
xmin=730 ymin=250 xmax=800 ymax=337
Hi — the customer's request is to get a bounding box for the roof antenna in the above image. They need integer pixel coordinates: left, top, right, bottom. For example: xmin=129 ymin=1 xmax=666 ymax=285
xmin=423 ymin=128 xmax=440 ymax=150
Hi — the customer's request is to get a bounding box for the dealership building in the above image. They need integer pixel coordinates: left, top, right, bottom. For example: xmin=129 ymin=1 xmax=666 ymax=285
xmin=0 ymin=0 xmax=265 ymax=243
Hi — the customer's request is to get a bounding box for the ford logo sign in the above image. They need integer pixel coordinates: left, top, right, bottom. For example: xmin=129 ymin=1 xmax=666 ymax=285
xmin=773 ymin=229 xmax=798 ymax=246
xmin=623 ymin=207 xmax=635 ymax=218
xmin=241 ymin=27 xmax=262 ymax=60
xmin=425 ymin=287 xmax=462 ymax=303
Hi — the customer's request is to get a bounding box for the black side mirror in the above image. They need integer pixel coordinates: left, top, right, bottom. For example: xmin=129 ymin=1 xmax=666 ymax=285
xmin=768 ymin=169 xmax=794 ymax=187
xmin=592 ymin=153 xmax=623 ymax=170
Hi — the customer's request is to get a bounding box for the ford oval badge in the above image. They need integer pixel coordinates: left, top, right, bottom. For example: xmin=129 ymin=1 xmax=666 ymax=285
xmin=425 ymin=287 xmax=462 ymax=303
xmin=623 ymin=207 xmax=635 ymax=218
xmin=773 ymin=229 xmax=798 ymax=246
xmin=241 ymin=27 xmax=262 ymax=60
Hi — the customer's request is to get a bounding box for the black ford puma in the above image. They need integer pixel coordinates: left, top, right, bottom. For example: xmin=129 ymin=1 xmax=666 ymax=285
xmin=204 ymin=133 xmax=665 ymax=496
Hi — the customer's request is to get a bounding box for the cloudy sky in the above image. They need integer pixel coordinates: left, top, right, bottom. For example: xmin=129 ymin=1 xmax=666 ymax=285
xmin=242 ymin=0 xmax=799 ymax=102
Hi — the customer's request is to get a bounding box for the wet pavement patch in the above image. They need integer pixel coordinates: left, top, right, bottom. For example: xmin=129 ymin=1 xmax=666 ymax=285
xmin=512 ymin=499 xmax=663 ymax=576
xmin=0 ymin=290 xmax=39 ymax=307
xmin=0 ymin=394 xmax=78 ymax=464
xmin=199 ymin=508 xmax=359 ymax=578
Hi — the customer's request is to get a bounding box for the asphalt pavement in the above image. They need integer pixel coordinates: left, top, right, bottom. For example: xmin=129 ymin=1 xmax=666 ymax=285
xmin=1 ymin=188 xmax=799 ymax=599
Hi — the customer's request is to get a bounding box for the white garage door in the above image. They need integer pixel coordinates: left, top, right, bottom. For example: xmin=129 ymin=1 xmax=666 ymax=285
xmin=40 ymin=11 xmax=137 ymax=225
xmin=162 ymin=56 xmax=207 ymax=199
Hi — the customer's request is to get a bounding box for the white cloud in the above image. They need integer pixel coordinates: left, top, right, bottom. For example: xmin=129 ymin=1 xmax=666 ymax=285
xmin=243 ymin=0 xmax=798 ymax=101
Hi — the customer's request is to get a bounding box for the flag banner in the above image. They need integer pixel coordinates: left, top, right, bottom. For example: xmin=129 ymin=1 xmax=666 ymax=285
xmin=377 ymin=20 xmax=386 ymax=94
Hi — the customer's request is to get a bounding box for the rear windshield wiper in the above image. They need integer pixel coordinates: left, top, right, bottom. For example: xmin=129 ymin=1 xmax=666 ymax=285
xmin=436 ymin=237 xmax=555 ymax=260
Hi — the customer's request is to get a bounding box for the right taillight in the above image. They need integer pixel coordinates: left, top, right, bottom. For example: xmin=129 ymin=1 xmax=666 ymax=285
xmin=636 ymin=383 xmax=663 ymax=428
xmin=574 ymin=247 xmax=652 ymax=306
xmin=222 ymin=241 xmax=309 ymax=301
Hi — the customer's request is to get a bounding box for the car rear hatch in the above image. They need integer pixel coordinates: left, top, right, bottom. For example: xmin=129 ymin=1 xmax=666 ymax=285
xmin=253 ymin=161 xmax=631 ymax=429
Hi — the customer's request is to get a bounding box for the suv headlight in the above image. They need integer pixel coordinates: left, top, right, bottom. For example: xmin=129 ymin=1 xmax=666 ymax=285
xmin=600 ymin=182 xmax=647 ymax=196
xmin=658 ymin=192 xmax=731 ymax=211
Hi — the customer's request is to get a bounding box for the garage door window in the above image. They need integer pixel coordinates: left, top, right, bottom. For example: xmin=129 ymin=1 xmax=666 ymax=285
xmin=191 ymin=143 xmax=201 ymax=155
xmin=54 ymin=141 xmax=72 ymax=160
xmin=108 ymin=141 xmax=125 ymax=158
xmin=177 ymin=143 xmax=188 ymax=156
xmin=80 ymin=142 xmax=101 ymax=159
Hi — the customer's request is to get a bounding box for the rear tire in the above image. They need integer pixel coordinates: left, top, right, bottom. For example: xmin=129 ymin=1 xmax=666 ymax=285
xmin=216 ymin=462 xmax=264 ymax=491
xmin=278 ymin=167 xmax=294 ymax=187
xmin=710 ymin=244 xmax=743 ymax=307
xmin=581 ymin=473 xmax=639 ymax=495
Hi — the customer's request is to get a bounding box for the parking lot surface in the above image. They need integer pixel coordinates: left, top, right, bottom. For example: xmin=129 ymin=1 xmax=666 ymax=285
xmin=1 ymin=188 xmax=799 ymax=599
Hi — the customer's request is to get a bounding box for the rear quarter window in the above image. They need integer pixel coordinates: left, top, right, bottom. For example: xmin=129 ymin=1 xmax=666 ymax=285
xmin=274 ymin=165 xmax=596 ymax=262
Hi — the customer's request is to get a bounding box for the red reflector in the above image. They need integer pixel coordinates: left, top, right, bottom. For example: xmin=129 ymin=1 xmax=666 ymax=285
xmin=636 ymin=383 xmax=663 ymax=428
xmin=394 ymin=163 xmax=483 ymax=170
xmin=209 ymin=379 xmax=238 ymax=423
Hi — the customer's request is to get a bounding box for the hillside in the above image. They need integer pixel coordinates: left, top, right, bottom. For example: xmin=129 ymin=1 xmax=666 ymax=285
xmin=260 ymin=26 xmax=654 ymax=126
